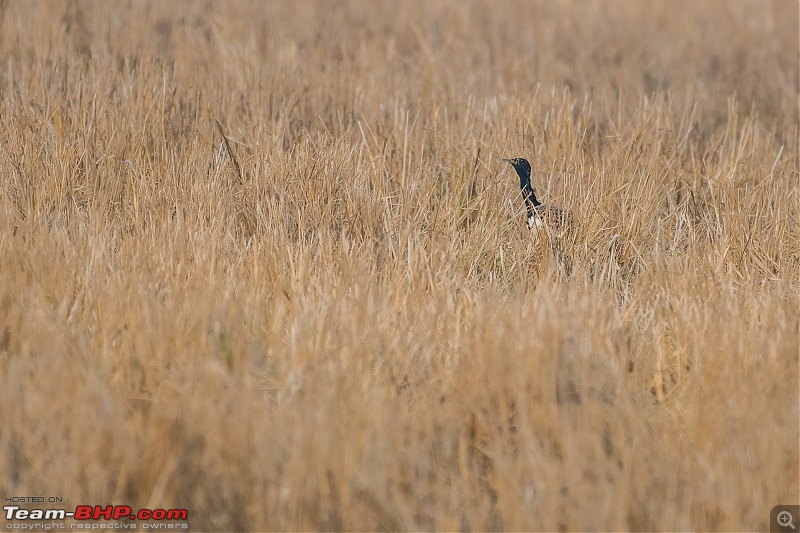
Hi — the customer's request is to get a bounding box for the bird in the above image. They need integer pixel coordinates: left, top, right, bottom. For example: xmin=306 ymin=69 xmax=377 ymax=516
xmin=503 ymin=157 xmax=568 ymax=230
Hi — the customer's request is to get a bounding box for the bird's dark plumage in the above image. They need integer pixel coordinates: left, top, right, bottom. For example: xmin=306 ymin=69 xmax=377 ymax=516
xmin=503 ymin=157 xmax=567 ymax=229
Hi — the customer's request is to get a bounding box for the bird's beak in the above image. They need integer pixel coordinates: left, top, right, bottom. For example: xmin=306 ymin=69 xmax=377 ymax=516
xmin=502 ymin=158 xmax=512 ymax=163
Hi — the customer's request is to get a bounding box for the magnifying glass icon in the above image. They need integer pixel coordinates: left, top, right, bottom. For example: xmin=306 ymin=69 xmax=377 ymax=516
xmin=778 ymin=511 xmax=795 ymax=529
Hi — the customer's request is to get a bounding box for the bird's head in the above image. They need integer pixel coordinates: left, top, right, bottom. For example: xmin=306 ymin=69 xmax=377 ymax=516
xmin=503 ymin=157 xmax=531 ymax=183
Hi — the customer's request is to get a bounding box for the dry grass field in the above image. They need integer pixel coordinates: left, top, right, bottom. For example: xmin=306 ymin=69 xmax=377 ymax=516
xmin=0 ymin=1 xmax=798 ymax=531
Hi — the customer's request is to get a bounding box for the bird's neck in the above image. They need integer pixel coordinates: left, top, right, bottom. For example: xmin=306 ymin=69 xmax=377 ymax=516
xmin=520 ymin=175 xmax=542 ymax=211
